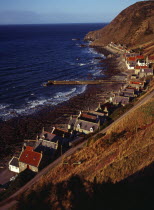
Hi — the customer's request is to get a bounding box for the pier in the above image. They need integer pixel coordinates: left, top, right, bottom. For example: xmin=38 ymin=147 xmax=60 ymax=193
xmin=44 ymin=80 xmax=126 ymax=86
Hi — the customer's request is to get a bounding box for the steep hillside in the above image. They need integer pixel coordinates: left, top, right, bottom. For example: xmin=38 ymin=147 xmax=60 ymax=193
xmin=85 ymin=1 xmax=154 ymax=53
xmin=16 ymin=95 xmax=154 ymax=209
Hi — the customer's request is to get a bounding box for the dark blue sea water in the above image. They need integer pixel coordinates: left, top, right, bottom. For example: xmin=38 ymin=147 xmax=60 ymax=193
xmin=0 ymin=23 xmax=106 ymax=120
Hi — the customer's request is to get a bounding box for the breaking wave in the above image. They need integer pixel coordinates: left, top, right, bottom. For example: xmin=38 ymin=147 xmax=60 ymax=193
xmin=0 ymin=86 xmax=87 ymax=121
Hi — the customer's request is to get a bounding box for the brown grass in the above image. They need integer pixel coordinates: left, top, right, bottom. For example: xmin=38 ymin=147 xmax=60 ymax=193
xmin=14 ymin=96 xmax=154 ymax=210
xmin=26 ymin=97 xmax=154 ymax=188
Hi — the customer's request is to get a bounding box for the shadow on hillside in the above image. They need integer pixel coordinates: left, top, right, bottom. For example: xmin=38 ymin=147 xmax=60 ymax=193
xmin=17 ymin=162 xmax=154 ymax=210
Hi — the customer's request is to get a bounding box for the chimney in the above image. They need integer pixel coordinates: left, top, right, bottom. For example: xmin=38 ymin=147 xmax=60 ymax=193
xmin=51 ymin=127 xmax=55 ymax=133
xmin=79 ymin=110 xmax=82 ymax=117
xmin=104 ymin=107 xmax=108 ymax=113
xmin=21 ymin=143 xmax=26 ymax=153
xmin=98 ymin=103 xmax=101 ymax=111
xmin=36 ymin=135 xmax=39 ymax=141
xmin=42 ymin=127 xmax=45 ymax=133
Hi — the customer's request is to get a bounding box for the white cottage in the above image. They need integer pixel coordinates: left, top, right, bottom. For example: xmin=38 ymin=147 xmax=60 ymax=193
xmin=9 ymin=157 xmax=19 ymax=173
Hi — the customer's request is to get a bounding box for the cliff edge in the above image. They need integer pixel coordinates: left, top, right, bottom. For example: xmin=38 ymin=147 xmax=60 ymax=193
xmin=85 ymin=1 xmax=154 ymax=50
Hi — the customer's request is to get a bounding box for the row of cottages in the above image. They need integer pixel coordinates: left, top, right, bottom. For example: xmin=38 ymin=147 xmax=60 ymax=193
xmin=110 ymin=81 xmax=144 ymax=106
xmin=146 ymin=56 xmax=154 ymax=65
xmin=119 ymin=88 xmax=137 ymax=98
xmin=8 ymin=127 xmax=71 ymax=173
xmin=128 ymin=81 xmax=145 ymax=90
xmin=125 ymin=55 xmax=147 ymax=70
xmin=135 ymin=66 xmax=153 ymax=78
xmin=108 ymin=42 xmax=127 ymax=52
xmin=112 ymin=95 xmax=129 ymax=106
xmin=125 ymin=54 xmax=154 ymax=77
xmin=68 ymin=109 xmax=108 ymax=134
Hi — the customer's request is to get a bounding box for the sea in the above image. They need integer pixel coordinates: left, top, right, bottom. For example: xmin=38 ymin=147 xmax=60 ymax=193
xmin=0 ymin=23 xmax=106 ymax=121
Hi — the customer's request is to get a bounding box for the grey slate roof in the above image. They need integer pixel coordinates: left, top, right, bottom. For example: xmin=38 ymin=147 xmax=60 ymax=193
xmin=125 ymin=88 xmax=135 ymax=93
xmin=9 ymin=157 xmax=19 ymax=167
xmin=125 ymin=53 xmax=140 ymax=57
xmin=143 ymin=68 xmax=153 ymax=74
xmin=35 ymin=139 xmax=58 ymax=152
xmin=113 ymin=96 xmax=129 ymax=105
xmin=40 ymin=131 xmax=60 ymax=142
xmin=128 ymin=61 xmax=136 ymax=65
xmin=121 ymin=91 xmax=134 ymax=97
xmin=74 ymin=119 xmax=99 ymax=132
xmin=68 ymin=117 xmax=77 ymax=128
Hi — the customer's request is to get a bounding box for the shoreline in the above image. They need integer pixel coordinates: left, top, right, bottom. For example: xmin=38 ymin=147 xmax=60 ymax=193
xmin=0 ymin=46 xmax=127 ymax=166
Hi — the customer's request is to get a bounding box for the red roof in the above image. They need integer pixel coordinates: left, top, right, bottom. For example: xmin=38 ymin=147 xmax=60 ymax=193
xmin=136 ymin=55 xmax=144 ymax=59
xmin=127 ymin=57 xmax=136 ymax=61
xmin=148 ymin=56 xmax=154 ymax=60
xmin=127 ymin=87 xmax=137 ymax=90
xmin=25 ymin=146 xmax=33 ymax=151
xmin=53 ymin=128 xmax=70 ymax=138
xmin=135 ymin=66 xmax=148 ymax=69
xmin=130 ymin=81 xmax=144 ymax=85
xmin=19 ymin=146 xmax=42 ymax=167
xmin=81 ymin=113 xmax=97 ymax=121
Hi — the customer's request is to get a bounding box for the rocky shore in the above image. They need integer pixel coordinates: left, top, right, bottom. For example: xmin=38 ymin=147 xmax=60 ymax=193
xmin=0 ymin=46 xmax=127 ymax=167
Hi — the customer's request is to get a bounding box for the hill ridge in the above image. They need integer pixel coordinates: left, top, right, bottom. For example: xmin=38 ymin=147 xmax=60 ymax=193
xmin=85 ymin=1 xmax=154 ymax=55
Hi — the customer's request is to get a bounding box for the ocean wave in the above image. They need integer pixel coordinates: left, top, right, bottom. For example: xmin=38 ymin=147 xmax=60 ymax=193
xmin=0 ymin=99 xmax=48 ymax=121
xmin=54 ymin=88 xmax=76 ymax=99
xmin=0 ymin=24 xmax=106 ymax=121
xmin=0 ymin=85 xmax=87 ymax=121
xmin=0 ymin=104 xmax=10 ymax=110
xmin=90 ymin=59 xmax=99 ymax=65
xmin=78 ymin=63 xmax=87 ymax=66
xmin=87 ymin=48 xmax=105 ymax=58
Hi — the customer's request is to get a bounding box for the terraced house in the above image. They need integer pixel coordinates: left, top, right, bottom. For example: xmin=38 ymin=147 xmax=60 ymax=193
xmin=68 ymin=112 xmax=102 ymax=134
xmin=19 ymin=146 xmax=42 ymax=173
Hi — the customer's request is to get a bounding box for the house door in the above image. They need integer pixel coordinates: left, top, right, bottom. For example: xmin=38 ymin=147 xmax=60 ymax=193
xmin=27 ymin=165 xmax=29 ymax=169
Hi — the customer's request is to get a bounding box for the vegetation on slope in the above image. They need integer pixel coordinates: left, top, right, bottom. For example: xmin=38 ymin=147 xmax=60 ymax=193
xmin=16 ymin=96 xmax=154 ymax=209
xmin=85 ymin=1 xmax=154 ymax=54
xmin=18 ymin=164 xmax=154 ymax=210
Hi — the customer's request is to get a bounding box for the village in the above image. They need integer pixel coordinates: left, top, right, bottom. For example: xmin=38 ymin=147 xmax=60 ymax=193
xmin=2 ymin=43 xmax=154 ymax=189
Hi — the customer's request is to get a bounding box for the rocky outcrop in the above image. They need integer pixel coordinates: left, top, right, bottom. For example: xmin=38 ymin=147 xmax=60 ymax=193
xmin=85 ymin=1 xmax=154 ymax=48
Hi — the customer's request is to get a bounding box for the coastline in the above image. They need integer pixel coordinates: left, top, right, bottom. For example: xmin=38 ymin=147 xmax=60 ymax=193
xmin=0 ymin=46 xmax=127 ymax=166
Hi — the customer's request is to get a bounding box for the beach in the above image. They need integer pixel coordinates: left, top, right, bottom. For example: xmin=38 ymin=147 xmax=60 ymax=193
xmin=0 ymin=46 xmax=127 ymax=166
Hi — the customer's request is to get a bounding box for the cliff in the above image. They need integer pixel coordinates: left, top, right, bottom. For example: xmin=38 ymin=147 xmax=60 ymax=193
xmin=85 ymin=1 xmax=154 ymax=51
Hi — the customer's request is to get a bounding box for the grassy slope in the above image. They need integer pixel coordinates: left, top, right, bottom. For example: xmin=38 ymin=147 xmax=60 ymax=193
xmin=17 ymin=96 xmax=154 ymax=209
xmin=85 ymin=1 xmax=154 ymax=55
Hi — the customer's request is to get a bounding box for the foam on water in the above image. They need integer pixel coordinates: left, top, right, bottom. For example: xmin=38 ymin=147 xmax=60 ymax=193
xmin=54 ymin=88 xmax=76 ymax=99
xmin=87 ymin=47 xmax=105 ymax=58
xmin=0 ymin=85 xmax=87 ymax=121
xmin=0 ymin=104 xmax=10 ymax=110
xmin=78 ymin=63 xmax=87 ymax=66
xmin=0 ymin=23 xmax=106 ymax=121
